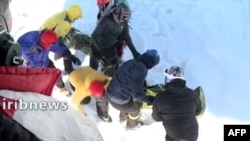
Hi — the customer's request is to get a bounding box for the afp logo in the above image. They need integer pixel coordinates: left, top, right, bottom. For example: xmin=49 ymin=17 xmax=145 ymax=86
xmin=224 ymin=125 xmax=250 ymax=141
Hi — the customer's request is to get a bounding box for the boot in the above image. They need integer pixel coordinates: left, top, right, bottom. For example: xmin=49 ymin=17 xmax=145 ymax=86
xmin=125 ymin=112 xmax=143 ymax=130
xmin=60 ymin=87 xmax=71 ymax=96
xmin=125 ymin=121 xmax=143 ymax=130
xmin=98 ymin=114 xmax=112 ymax=123
xmin=119 ymin=112 xmax=128 ymax=123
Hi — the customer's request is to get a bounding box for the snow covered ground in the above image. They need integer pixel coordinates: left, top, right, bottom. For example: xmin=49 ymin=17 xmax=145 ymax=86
xmin=9 ymin=0 xmax=250 ymax=141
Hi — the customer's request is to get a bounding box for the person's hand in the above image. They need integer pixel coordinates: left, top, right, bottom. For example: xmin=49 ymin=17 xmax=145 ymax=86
xmin=71 ymin=55 xmax=81 ymax=66
xmin=132 ymin=50 xmax=141 ymax=59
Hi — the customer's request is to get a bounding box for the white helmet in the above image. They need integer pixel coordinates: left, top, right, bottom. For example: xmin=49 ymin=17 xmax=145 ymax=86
xmin=164 ymin=66 xmax=184 ymax=82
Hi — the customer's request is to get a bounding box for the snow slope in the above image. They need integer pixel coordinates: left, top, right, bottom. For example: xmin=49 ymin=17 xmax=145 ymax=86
xmin=9 ymin=0 xmax=250 ymax=141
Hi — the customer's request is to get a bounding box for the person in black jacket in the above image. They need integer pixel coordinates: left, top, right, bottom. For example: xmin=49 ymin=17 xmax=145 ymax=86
xmin=0 ymin=0 xmax=41 ymax=140
xmin=90 ymin=3 xmax=140 ymax=71
xmin=106 ymin=49 xmax=160 ymax=130
xmin=152 ymin=66 xmax=200 ymax=141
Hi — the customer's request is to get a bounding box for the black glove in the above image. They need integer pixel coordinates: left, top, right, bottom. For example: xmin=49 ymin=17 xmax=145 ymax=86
xmin=146 ymin=95 xmax=155 ymax=105
xmin=132 ymin=50 xmax=141 ymax=59
xmin=71 ymin=55 xmax=81 ymax=66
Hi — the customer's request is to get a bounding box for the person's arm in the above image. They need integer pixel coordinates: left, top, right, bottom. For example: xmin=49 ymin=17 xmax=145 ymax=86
xmin=152 ymin=101 xmax=163 ymax=121
xmin=131 ymin=64 xmax=153 ymax=103
xmin=122 ymin=24 xmax=140 ymax=58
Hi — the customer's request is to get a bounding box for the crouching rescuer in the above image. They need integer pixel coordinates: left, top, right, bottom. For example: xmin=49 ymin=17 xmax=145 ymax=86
xmin=69 ymin=66 xmax=112 ymax=122
xmin=105 ymin=49 xmax=160 ymax=130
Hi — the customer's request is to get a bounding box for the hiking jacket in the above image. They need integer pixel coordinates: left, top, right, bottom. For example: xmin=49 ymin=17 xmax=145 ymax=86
xmin=106 ymin=54 xmax=154 ymax=105
xmin=40 ymin=11 xmax=72 ymax=38
xmin=17 ymin=31 xmax=66 ymax=68
xmin=152 ymin=79 xmax=199 ymax=141
xmin=69 ymin=66 xmax=111 ymax=99
xmin=91 ymin=12 xmax=138 ymax=58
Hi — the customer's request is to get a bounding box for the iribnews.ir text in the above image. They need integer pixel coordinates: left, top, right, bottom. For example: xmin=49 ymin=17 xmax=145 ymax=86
xmin=0 ymin=98 xmax=68 ymax=110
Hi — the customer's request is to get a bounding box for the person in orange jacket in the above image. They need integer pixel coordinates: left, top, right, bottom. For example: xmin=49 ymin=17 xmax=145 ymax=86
xmin=69 ymin=66 xmax=112 ymax=122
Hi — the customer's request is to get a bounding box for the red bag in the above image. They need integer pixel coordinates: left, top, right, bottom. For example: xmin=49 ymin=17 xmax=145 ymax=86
xmin=0 ymin=67 xmax=61 ymax=96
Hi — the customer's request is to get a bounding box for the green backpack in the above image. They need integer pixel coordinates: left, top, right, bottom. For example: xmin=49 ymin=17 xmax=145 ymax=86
xmin=63 ymin=27 xmax=91 ymax=55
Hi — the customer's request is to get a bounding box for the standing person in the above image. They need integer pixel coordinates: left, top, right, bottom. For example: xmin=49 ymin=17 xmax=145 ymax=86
xmin=152 ymin=66 xmax=200 ymax=141
xmin=40 ymin=5 xmax=82 ymax=74
xmin=106 ymin=49 xmax=160 ymax=130
xmin=96 ymin=0 xmax=130 ymax=20
xmin=17 ymin=29 xmax=72 ymax=95
xmin=90 ymin=3 xmax=140 ymax=74
xmin=69 ymin=66 xmax=112 ymax=122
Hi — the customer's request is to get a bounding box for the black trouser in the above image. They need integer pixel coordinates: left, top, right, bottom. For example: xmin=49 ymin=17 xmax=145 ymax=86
xmin=108 ymin=97 xmax=140 ymax=128
xmin=95 ymin=95 xmax=109 ymax=117
xmin=47 ymin=60 xmax=65 ymax=88
xmin=89 ymin=42 xmax=123 ymax=70
xmin=54 ymin=49 xmax=74 ymax=74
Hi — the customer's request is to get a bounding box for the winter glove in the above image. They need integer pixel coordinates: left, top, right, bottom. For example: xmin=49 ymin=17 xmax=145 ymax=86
xmin=71 ymin=55 xmax=81 ymax=66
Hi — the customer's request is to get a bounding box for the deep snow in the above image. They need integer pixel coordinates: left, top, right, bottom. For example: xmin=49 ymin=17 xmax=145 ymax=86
xmin=8 ymin=0 xmax=250 ymax=141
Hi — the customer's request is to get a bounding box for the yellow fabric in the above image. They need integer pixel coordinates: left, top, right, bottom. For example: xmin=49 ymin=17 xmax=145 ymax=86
xmin=54 ymin=21 xmax=71 ymax=38
xmin=40 ymin=11 xmax=67 ymax=30
xmin=69 ymin=66 xmax=111 ymax=114
xmin=66 ymin=5 xmax=83 ymax=22
xmin=40 ymin=5 xmax=82 ymax=38
xmin=128 ymin=113 xmax=140 ymax=120
xmin=40 ymin=11 xmax=72 ymax=38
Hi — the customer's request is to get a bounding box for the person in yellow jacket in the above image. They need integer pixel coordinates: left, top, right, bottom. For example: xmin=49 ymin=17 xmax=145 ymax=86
xmin=40 ymin=5 xmax=83 ymax=74
xmin=40 ymin=5 xmax=82 ymax=38
xmin=69 ymin=66 xmax=113 ymax=122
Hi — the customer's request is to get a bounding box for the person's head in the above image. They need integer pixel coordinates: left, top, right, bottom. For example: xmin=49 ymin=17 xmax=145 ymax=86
xmin=112 ymin=3 xmax=131 ymax=23
xmin=164 ymin=66 xmax=185 ymax=83
xmin=89 ymin=80 xmax=105 ymax=98
xmin=38 ymin=29 xmax=57 ymax=50
xmin=97 ymin=0 xmax=110 ymax=7
xmin=66 ymin=5 xmax=83 ymax=22
xmin=54 ymin=21 xmax=71 ymax=38
xmin=0 ymin=0 xmax=12 ymax=32
xmin=138 ymin=49 xmax=160 ymax=69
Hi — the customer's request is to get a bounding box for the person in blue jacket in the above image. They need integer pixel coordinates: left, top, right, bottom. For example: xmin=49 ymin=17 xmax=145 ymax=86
xmin=106 ymin=49 xmax=160 ymax=130
xmin=17 ymin=29 xmax=78 ymax=95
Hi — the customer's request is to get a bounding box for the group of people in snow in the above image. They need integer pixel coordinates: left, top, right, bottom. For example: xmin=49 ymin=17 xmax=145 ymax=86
xmin=0 ymin=0 xmax=205 ymax=141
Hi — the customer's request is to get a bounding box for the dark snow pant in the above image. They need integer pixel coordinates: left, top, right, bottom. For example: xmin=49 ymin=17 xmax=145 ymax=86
xmin=95 ymin=94 xmax=109 ymax=117
xmin=54 ymin=49 xmax=74 ymax=74
xmin=89 ymin=42 xmax=123 ymax=70
xmin=47 ymin=60 xmax=65 ymax=88
xmin=108 ymin=98 xmax=140 ymax=128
